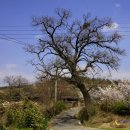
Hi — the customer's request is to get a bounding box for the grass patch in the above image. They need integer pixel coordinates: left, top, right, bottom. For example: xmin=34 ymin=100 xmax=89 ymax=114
xmin=104 ymin=128 xmax=130 ymax=130
xmin=6 ymin=128 xmax=33 ymax=130
xmin=83 ymin=111 xmax=130 ymax=129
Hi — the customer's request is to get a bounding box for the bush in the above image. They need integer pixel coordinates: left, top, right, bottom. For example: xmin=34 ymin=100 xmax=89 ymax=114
xmin=100 ymin=100 xmax=113 ymax=112
xmin=6 ymin=99 xmax=44 ymax=129
xmin=0 ymin=104 xmax=5 ymax=116
xmin=44 ymin=106 xmax=55 ymax=118
xmin=113 ymin=101 xmax=130 ymax=116
xmin=54 ymin=101 xmax=66 ymax=114
xmin=0 ymin=122 xmax=5 ymax=130
xmin=23 ymin=99 xmax=44 ymax=129
xmin=44 ymin=101 xmax=66 ymax=118
xmin=78 ymin=107 xmax=89 ymax=123
xmin=100 ymin=100 xmax=130 ymax=116
xmin=6 ymin=103 xmax=23 ymax=127
xmin=8 ymin=128 xmax=33 ymax=130
xmin=11 ymin=91 xmax=21 ymax=101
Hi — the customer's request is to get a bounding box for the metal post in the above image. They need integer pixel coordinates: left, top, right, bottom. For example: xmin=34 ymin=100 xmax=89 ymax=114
xmin=54 ymin=78 xmax=58 ymax=102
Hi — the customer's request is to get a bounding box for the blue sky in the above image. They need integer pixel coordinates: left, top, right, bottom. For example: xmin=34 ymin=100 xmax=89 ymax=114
xmin=0 ymin=0 xmax=130 ymax=86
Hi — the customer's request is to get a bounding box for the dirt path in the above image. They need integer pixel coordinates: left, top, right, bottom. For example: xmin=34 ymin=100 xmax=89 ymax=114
xmin=47 ymin=107 xmax=102 ymax=130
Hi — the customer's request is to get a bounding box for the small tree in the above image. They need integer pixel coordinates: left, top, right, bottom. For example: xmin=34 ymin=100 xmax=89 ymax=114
xmin=15 ymin=75 xmax=29 ymax=97
xmin=3 ymin=75 xmax=16 ymax=99
xmin=3 ymin=75 xmax=28 ymax=100
xmin=26 ymin=9 xmax=125 ymax=119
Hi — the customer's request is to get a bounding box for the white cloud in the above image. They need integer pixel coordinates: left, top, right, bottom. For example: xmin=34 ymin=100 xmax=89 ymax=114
xmin=102 ymin=22 xmax=119 ymax=32
xmin=111 ymin=22 xmax=119 ymax=29
xmin=5 ymin=63 xmax=17 ymax=69
xmin=115 ymin=3 xmax=121 ymax=8
xmin=111 ymin=71 xmax=130 ymax=81
xmin=0 ymin=64 xmax=35 ymax=86
xmin=77 ymin=63 xmax=130 ymax=81
xmin=35 ymin=35 xmax=43 ymax=39
xmin=101 ymin=70 xmax=130 ymax=81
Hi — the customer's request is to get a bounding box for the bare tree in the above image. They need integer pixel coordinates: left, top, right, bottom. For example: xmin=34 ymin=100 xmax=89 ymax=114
xmin=3 ymin=75 xmax=16 ymax=86
xmin=3 ymin=75 xmax=16 ymax=98
xmin=3 ymin=75 xmax=28 ymax=99
xmin=15 ymin=75 xmax=29 ymax=96
xmin=26 ymin=9 xmax=125 ymax=118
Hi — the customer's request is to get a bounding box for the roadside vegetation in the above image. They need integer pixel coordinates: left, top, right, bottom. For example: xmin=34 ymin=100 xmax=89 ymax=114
xmin=77 ymin=81 xmax=130 ymax=129
xmin=0 ymin=75 xmax=130 ymax=129
xmin=0 ymin=8 xmax=129 ymax=130
xmin=0 ymin=77 xmax=69 ymax=130
xmin=0 ymin=98 xmax=66 ymax=130
xmin=104 ymin=128 xmax=130 ymax=130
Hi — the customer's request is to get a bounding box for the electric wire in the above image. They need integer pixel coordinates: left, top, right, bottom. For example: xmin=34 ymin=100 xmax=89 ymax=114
xmin=0 ymin=34 xmax=29 ymax=45
xmin=0 ymin=24 xmax=130 ymax=45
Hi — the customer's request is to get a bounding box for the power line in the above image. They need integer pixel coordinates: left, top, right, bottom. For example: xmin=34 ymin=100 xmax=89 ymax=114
xmin=0 ymin=37 xmax=26 ymax=45
xmin=0 ymin=34 xmax=130 ymax=46
xmin=1 ymin=32 xmax=130 ymax=36
xmin=0 ymin=25 xmax=130 ymax=29
xmin=0 ymin=25 xmax=32 ymax=27
xmin=0 ymin=23 xmax=130 ymax=26
xmin=0 ymin=34 xmax=28 ymax=45
xmin=0 ymin=27 xmax=130 ymax=45
xmin=0 ymin=23 xmax=130 ymax=45
xmin=1 ymin=27 xmax=130 ymax=30
xmin=0 ymin=30 xmax=130 ymax=32
xmin=0 ymin=33 xmax=130 ymax=40
xmin=0 ymin=34 xmax=40 ymax=35
xmin=0 ymin=38 xmax=35 ymax=39
xmin=0 ymin=30 xmax=41 ymax=31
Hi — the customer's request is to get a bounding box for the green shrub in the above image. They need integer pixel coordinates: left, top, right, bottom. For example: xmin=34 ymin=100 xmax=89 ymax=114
xmin=44 ymin=106 xmax=55 ymax=118
xmin=112 ymin=101 xmax=130 ymax=115
xmin=0 ymin=104 xmax=5 ymax=116
xmin=23 ymin=99 xmax=43 ymax=129
xmin=78 ymin=107 xmax=89 ymax=123
xmin=0 ymin=122 xmax=5 ymax=130
xmin=7 ymin=128 xmax=33 ymax=130
xmin=6 ymin=103 xmax=24 ymax=127
xmin=100 ymin=100 xmax=130 ymax=116
xmin=6 ymin=99 xmax=44 ymax=129
xmin=53 ymin=101 xmax=66 ymax=114
xmin=11 ymin=91 xmax=21 ymax=101
xmin=89 ymin=105 xmax=97 ymax=116
xmin=100 ymin=100 xmax=113 ymax=112
xmin=44 ymin=101 xmax=66 ymax=118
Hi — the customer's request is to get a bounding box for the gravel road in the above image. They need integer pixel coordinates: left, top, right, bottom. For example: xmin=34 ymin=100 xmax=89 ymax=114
xmin=47 ymin=107 xmax=102 ymax=130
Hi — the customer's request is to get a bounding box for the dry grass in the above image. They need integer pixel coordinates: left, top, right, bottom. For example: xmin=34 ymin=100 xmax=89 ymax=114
xmin=84 ymin=111 xmax=130 ymax=129
xmin=104 ymin=128 xmax=130 ymax=130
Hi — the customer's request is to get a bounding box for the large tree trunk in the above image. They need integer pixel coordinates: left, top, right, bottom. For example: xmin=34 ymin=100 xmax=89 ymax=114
xmin=64 ymin=76 xmax=92 ymax=119
xmin=77 ymin=83 xmax=92 ymax=120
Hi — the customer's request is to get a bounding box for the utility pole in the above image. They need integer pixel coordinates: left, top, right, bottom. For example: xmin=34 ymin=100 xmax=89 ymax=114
xmin=54 ymin=57 xmax=59 ymax=102
xmin=54 ymin=78 xmax=58 ymax=102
